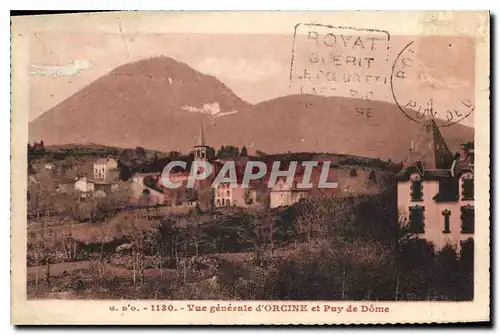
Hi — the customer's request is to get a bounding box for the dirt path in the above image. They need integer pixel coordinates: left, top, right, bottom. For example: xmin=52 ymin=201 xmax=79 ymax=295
xmin=27 ymin=259 xmax=179 ymax=282
xmin=27 ymin=260 xmax=95 ymax=281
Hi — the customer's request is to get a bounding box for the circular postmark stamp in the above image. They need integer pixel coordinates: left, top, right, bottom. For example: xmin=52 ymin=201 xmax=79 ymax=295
xmin=390 ymin=40 xmax=475 ymax=127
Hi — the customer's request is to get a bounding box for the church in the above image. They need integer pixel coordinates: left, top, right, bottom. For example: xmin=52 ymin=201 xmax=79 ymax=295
xmin=157 ymin=122 xmax=210 ymax=187
xmin=193 ymin=122 xmax=209 ymax=161
xmin=396 ymin=118 xmax=474 ymax=250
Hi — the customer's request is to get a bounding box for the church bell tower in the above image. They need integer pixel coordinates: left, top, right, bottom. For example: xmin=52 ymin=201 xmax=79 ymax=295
xmin=193 ymin=122 xmax=209 ymax=161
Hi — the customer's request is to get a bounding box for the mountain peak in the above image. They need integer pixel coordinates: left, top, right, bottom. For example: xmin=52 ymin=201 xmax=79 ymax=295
xmin=110 ymin=56 xmax=200 ymax=78
xmin=29 ymin=57 xmax=473 ymax=161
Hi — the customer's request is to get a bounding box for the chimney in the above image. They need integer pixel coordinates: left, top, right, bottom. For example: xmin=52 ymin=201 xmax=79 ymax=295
xmin=461 ymin=141 xmax=474 ymax=157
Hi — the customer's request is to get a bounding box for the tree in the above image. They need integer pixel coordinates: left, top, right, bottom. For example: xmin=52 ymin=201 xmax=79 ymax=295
xmin=255 ymin=150 xmax=267 ymax=157
xmin=433 ymin=244 xmax=460 ymax=300
xmin=186 ymin=208 xmax=202 ymax=258
xmin=395 ymin=238 xmax=436 ymax=300
xmin=105 ymin=182 xmax=132 ymax=210
xmin=240 ymin=146 xmax=248 ymax=157
xmin=120 ymin=148 xmax=135 ymax=162
xmin=292 ymin=195 xmax=341 ymax=243
xmin=127 ymin=210 xmax=161 ymax=286
xmin=140 ymin=188 xmax=151 ymax=206
xmin=135 ymin=146 xmax=146 ymax=157
xmin=206 ymin=146 xmax=216 ymax=160
xmin=217 ymin=145 xmax=240 ymax=159
xmin=134 ymin=146 xmax=147 ymax=165
xmin=216 ymin=146 xmax=225 ymax=158
xmin=186 ymin=188 xmax=198 ymax=202
xmin=238 ymin=212 xmax=267 ymax=266
xmin=458 ymin=238 xmax=474 ymax=300
xmin=118 ymin=160 xmax=133 ymax=181
xmin=118 ymin=148 xmax=136 ymax=181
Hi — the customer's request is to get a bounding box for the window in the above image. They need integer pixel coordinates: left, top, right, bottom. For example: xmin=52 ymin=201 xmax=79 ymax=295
xmin=441 ymin=209 xmax=451 ymax=233
xmin=435 ymin=178 xmax=459 ymax=202
xmin=462 ymin=178 xmax=474 ymax=200
xmin=226 ymin=190 xmax=230 ymax=196
xmin=409 ymin=205 xmax=425 ymax=233
xmin=411 ymin=179 xmax=423 ymax=201
xmin=461 ymin=205 xmax=474 ymax=233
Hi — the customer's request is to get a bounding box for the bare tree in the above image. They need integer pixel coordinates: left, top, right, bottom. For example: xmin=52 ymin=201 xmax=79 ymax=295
xmin=127 ymin=209 xmax=160 ymax=287
xmin=186 ymin=208 xmax=202 ymax=258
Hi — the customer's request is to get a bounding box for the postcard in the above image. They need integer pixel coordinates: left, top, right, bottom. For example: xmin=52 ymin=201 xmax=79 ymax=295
xmin=11 ymin=11 xmax=490 ymax=325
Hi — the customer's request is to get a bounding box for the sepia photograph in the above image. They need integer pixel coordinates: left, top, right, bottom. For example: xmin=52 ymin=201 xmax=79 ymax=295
xmin=10 ymin=11 xmax=490 ymax=325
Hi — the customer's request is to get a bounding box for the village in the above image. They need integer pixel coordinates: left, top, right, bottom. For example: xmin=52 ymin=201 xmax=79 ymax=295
xmin=25 ymin=118 xmax=475 ymax=301
xmin=28 ymin=124 xmax=388 ymax=215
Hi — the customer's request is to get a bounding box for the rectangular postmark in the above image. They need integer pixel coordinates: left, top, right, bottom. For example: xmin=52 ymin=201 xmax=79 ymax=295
xmin=11 ymin=11 xmax=490 ymax=325
xmin=290 ymin=24 xmax=391 ymax=101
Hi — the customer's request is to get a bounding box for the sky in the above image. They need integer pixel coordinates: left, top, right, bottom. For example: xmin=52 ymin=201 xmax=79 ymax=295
xmin=27 ymin=30 xmax=476 ymax=127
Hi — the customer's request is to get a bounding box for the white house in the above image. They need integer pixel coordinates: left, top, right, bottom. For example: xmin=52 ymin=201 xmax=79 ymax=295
xmin=270 ymin=178 xmax=308 ymax=209
xmin=93 ymin=157 xmax=118 ymax=181
xmin=214 ymin=182 xmax=257 ymax=208
xmin=74 ymin=177 xmax=95 ymax=193
xmin=396 ymin=118 xmax=474 ymax=250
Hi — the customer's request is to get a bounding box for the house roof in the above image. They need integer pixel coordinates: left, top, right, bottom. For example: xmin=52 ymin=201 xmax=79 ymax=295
xmin=74 ymin=177 xmax=111 ymax=185
xmin=270 ymin=177 xmax=303 ymax=191
xmin=92 ymin=180 xmax=112 ymax=185
xmin=400 ymin=118 xmax=454 ymax=173
xmin=95 ymin=158 xmax=109 ymax=164
xmin=95 ymin=157 xmax=117 ymax=165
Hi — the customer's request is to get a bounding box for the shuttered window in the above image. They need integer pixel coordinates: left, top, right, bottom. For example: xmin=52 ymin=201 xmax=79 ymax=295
xmin=411 ymin=180 xmax=423 ymax=201
xmin=462 ymin=178 xmax=474 ymax=200
xmin=409 ymin=205 xmax=425 ymax=233
xmin=461 ymin=205 xmax=474 ymax=234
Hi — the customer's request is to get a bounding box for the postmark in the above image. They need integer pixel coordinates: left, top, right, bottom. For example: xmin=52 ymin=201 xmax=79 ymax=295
xmin=390 ymin=39 xmax=475 ymax=127
xmin=289 ymin=23 xmax=391 ymax=115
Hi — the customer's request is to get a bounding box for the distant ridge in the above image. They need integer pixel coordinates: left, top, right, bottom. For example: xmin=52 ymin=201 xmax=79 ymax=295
xmin=29 ymin=56 xmax=474 ymax=162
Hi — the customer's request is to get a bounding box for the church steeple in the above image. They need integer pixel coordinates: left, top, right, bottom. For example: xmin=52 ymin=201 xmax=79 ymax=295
xmin=197 ymin=122 xmax=206 ymax=147
xmin=193 ymin=121 xmax=208 ymax=160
